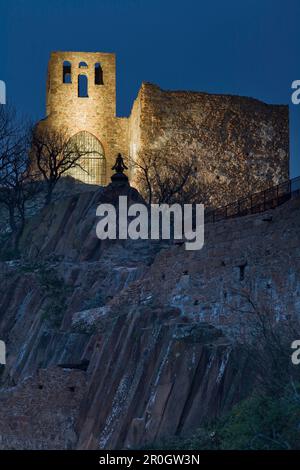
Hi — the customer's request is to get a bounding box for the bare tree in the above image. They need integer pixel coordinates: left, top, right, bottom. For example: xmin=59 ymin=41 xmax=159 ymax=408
xmin=228 ymin=288 xmax=300 ymax=395
xmin=30 ymin=126 xmax=87 ymax=206
xmin=132 ymin=150 xmax=211 ymax=205
xmin=0 ymin=106 xmax=41 ymax=252
xmin=0 ymin=105 xmax=21 ymax=181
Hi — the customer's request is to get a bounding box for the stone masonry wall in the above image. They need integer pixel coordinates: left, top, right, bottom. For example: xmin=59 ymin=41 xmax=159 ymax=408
xmin=129 ymin=83 xmax=289 ymax=207
xmin=0 ymin=368 xmax=86 ymax=449
xmin=37 ymin=52 xmax=289 ymax=205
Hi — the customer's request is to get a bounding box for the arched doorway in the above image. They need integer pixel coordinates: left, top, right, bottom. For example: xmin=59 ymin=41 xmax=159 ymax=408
xmin=67 ymin=131 xmax=106 ymax=185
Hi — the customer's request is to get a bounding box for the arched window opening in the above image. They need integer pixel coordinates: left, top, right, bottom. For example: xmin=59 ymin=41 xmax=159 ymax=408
xmin=63 ymin=61 xmax=72 ymax=83
xmin=94 ymin=63 xmax=103 ymax=85
xmin=79 ymin=61 xmax=88 ymax=68
xmin=78 ymin=74 xmax=88 ymax=97
xmin=66 ymin=131 xmax=106 ymax=185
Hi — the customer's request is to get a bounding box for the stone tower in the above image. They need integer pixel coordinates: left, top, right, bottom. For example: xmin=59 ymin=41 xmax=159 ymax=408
xmin=40 ymin=51 xmax=128 ymax=185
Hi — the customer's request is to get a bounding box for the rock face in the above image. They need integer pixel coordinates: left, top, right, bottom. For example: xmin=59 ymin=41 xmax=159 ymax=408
xmin=76 ymin=311 xmax=250 ymax=449
xmin=0 ymin=184 xmax=299 ymax=449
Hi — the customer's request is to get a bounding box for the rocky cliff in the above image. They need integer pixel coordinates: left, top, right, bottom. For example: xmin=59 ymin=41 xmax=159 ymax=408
xmin=0 ymin=182 xmax=299 ymax=449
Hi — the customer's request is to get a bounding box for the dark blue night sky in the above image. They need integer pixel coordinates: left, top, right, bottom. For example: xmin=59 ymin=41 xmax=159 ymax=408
xmin=1 ymin=0 xmax=299 ymax=176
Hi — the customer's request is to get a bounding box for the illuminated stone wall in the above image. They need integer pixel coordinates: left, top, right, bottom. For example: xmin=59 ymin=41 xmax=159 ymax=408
xmin=38 ymin=52 xmax=289 ymax=203
xmin=39 ymin=51 xmax=129 ymax=184
xmin=129 ymin=83 xmax=289 ymax=207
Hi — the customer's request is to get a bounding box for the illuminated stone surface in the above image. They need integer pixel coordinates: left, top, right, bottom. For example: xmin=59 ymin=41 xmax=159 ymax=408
xmin=37 ymin=52 xmax=289 ymax=205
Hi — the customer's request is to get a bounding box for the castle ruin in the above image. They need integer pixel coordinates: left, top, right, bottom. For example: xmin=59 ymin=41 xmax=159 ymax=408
xmin=38 ymin=51 xmax=289 ymax=206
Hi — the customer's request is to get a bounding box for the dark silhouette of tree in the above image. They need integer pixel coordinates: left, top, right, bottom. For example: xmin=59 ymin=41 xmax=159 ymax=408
xmin=30 ymin=126 xmax=87 ymax=206
xmin=132 ymin=150 xmax=211 ymax=205
xmin=229 ymin=288 xmax=300 ymax=395
xmin=0 ymin=105 xmax=20 ymax=180
xmin=0 ymin=106 xmax=41 ymax=252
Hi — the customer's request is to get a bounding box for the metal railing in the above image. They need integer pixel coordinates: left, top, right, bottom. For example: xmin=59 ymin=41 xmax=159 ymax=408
xmin=205 ymin=176 xmax=300 ymax=224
